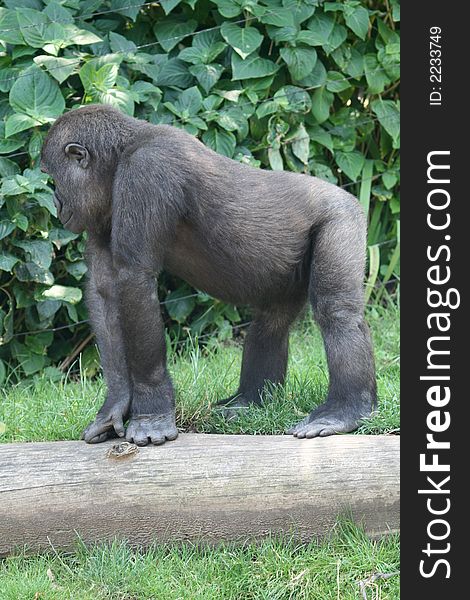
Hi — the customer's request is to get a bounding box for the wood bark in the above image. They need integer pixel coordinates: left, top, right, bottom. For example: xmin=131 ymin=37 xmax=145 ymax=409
xmin=0 ymin=434 xmax=399 ymax=556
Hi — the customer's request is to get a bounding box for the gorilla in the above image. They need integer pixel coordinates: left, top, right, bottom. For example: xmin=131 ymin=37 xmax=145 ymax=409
xmin=40 ymin=104 xmax=376 ymax=446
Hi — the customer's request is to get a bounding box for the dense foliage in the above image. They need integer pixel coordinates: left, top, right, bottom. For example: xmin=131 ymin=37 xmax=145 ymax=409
xmin=0 ymin=0 xmax=400 ymax=380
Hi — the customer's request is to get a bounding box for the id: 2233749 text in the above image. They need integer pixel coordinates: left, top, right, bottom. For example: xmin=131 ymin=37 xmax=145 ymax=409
xmin=429 ymin=26 xmax=443 ymax=106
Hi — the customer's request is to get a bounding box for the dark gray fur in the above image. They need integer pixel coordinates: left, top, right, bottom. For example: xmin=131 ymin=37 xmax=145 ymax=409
xmin=41 ymin=104 xmax=376 ymax=446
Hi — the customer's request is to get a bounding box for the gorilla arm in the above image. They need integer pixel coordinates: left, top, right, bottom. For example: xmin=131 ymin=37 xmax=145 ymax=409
xmin=106 ymin=147 xmax=182 ymax=445
xmin=81 ymin=239 xmax=131 ymax=443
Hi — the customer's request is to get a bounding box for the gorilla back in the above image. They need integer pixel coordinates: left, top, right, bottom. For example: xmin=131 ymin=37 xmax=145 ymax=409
xmin=41 ymin=104 xmax=376 ymax=446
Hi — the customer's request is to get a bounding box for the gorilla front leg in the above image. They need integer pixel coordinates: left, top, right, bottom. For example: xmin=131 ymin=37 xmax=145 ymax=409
xmin=116 ymin=267 xmax=178 ymax=446
xmin=81 ymin=240 xmax=131 ymax=443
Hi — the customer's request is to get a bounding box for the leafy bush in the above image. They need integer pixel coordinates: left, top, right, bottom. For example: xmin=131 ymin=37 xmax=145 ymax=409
xmin=0 ymin=0 xmax=400 ymax=380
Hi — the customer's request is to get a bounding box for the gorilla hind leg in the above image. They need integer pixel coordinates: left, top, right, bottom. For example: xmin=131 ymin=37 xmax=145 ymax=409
xmin=218 ymin=303 xmax=305 ymax=419
xmin=289 ymin=196 xmax=377 ymax=438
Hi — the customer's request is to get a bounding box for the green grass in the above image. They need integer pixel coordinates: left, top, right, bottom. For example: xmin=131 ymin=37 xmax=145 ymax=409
xmin=0 ymin=521 xmax=399 ymax=600
xmin=0 ymin=305 xmax=399 ymax=442
xmin=0 ymin=306 xmax=399 ymax=598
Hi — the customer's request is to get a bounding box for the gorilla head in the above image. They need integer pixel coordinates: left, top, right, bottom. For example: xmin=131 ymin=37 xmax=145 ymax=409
xmin=40 ymin=105 xmax=139 ymax=234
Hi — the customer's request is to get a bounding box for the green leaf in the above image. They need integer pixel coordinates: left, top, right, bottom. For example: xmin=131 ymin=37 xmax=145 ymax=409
xmin=280 ymin=47 xmax=317 ymax=80
xmin=260 ymin=8 xmax=295 ymax=27
xmin=371 ymin=99 xmax=400 ymax=144
xmin=216 ymin=106 xmax=249 ymax=137
xmin=13 ymin=240 xmax=54 ymax=269
xmin=179 ymin=47 xmax=205 ymax=65
xmin=189 ymin=63 xmax=224 ymax=93
xmin=15 ymin=262 xmax=54 ymax=285
xmin=68 ymin=29 xmax=102 ymax=45
xmin=311 ymin=86 xmax=334 ymax=123
xmin=161 ymin=0 xmax=183 ymax=15
xmin=165 ymin=288 xmax=197 ymax=322
xmin=221 ymin=23 xmax=263 ymax=59
xmin=0 ymin=8 xmax=24 ymax=45
xmin=153 ymin=18 xmax=197 ymax=52
xmin=364 ymin=54 xmax=390 ymax=94
xmin=109 ymin=32 xmax=137 ymax=54
xmin=0 ymin=221 xmax=16 ymax=241
xmin=12 ymin=213 xmax=28 ymax=232
xmin=11 ymin=341 xmax=46 ymax=375
xmin=345 ymin=47 xmax=364 ymax=78
xmin=274 ymin=86 xmax=312 ymax=113
xmin=42 ymin=285 xmax=82 ymax=304
xmin=0 ymin=252 xmax=19 ymax=272
xmin=80 ymin=62 xmax=119 ymax=93
xmin=97 ymin=89 xmax=135 ymax=116
xmin=344 ymin=4 xmax=369 ymax=40
xmin=110 ymin=0 xmax=143 ymax=21
xmin=202 ymin=129 xmax=236 ymax=158
xmin=9 ymin=66 xmax=65 ymax=121
xmin=291 ymin=124 xmax=310 ymax=165
xmin=165 ymin=86 xmax=202 ymax=118
xmin=193 ymin=29 xmax=227 ymax=63
xmin=382 ymin=171 xmax=398 ymax=190
xmin=268 ymin=147 xmax=283 ymax=171
xmin=0 ymin=158 xmax=20 ymax=177
xmin=359 ymin=158 xmax=374 ymax=216
xmin=211 ymin=0 xmax=242 ymax=18
xmin=295 ymin=58 xmax=327 ymax=88
xmin=5 ymin=113 xmax=40 ymax=137
xmin=154 ymin=58 xmax=193 ymax=88
xmin=0 ymin=123 xmax=24 ymax=154
xmin=336 ymin=150 xmax=365 ymax=181
xmin=231 ymin=53 xmax=280 ymax=80
xmin=35 ymin=192 xmax=57 ymax=216
xmin=306 ymin=13 xmax=347 ymax=53
xmin=16 ymin=8 xmax=50 ymax=49
xmin=33 ymin=55 xmax=77 ymax=84
xmin=326 ymin=71 xmax=351 ymax=92
xmin=66 ymin=261 xmax=88 ymax=280
xmin=308 ymin=125 xmax=333 ymax=152
xmin=49 ymin=228 xmax=78 ymax=249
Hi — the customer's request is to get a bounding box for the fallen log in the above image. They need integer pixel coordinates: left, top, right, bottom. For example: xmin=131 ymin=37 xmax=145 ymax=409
xmin=0 ymin=434 xmax=399 ymax=556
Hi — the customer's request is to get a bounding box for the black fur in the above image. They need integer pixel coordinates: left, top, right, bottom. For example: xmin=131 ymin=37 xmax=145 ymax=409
xmin=41 ymin=104 xmax=376 ymax=445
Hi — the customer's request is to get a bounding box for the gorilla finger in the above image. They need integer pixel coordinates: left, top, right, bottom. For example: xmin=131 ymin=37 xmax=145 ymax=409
xmin=287 ymin=418 xmax=309 ymax=435
xmin=133 ymin=428 xmax=150 ymax=446
xmin=83 ymin=421 xmax=110 ymax=442
xmin=165 ymin=428 xmax=179 ymax=441
xmin=319 ymin=427 xmax=340 ymax=437
xmin=87 ymin=432 xmax=110 ymax=444
xmin=150 ymin=434 xmax=166 ymax=445
xmin=112 ymin=415 xmax=125 ymax=438
xmin=305 ymin=424 xmax=331 ymax=438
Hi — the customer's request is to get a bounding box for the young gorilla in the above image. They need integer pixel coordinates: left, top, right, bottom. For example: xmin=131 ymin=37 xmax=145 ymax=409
xmin=41 ymin=104 xmax=376 ymax=446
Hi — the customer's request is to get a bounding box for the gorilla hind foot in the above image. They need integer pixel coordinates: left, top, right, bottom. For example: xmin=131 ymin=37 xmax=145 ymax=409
xmin=215 ymin=393 xmax=261 ymax=421
xmin=287 ymin=398 xmax=372 ymax=439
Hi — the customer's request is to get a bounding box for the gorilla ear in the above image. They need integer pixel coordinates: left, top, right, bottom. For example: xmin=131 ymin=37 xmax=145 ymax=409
xmin=65 ymin=143 xmax=90 ymax=168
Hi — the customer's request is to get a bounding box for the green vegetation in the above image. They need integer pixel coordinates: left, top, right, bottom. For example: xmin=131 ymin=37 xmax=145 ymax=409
xmin=0 ymin=520 xmax=399 ymax=599
xmin=0 ymin=305 xmax=399 ymax=442
xmin=1 ymin=0 xmax=400 ymax=378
